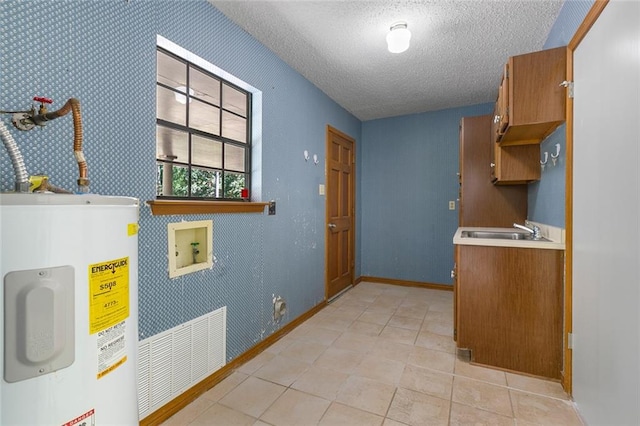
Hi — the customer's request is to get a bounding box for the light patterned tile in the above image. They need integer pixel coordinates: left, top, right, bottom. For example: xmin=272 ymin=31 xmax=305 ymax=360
xmin=201 ymin=372 xmax=249 ymax=402
xmin=354 ymin=354 xmax=405 ymax=385
xmin=383 ymin=419 xmax=410 ymax=426
xmin=387 ymin=387 xmax=450 ymax=426
xmin=424 ymin=310 xmax=453 ymax=324
xmin=505 ymin=372 xmax=568 ymax=400
xmin=333 ymin=331 xmax=378 ymax=353
xmin=314 ymin=316 xmax=354 ymax=332
xmin=279 ymin=339 xmax=328 ymax=364
xmin=264 ymin=335 xmax=296 ymax=354
xmin=236 ymin=351 xmax=276 ymax=375
xmin=347 ymin=319 xmax=385 ymax=336
xmin=369 ymin=295 xmax=404 ymax=310
xmin=370 ymin=339 xmax=413 ymax=363
xmin=510 ymin=390 xmax=583 ymax=425
xmin=452 ymin=376 xmax=513 ymax=417
xmin=399 ymin=364 xmax=453 ymax=400
xmin=414 ymin=330 xmax=456 ymax=354
xmin=358 ymin=309 xmax=394 ymax=326
xmin=319 ymin=402 xmax=384 ymax=426
xmin=407 ymin=346 xmax=456 ymax=373
xmin=396 ymin=306 xmax=429 ymax=320
xmin=454 ymin=359 xmax=507 ymax=386
xmin=449 ymin=402 xmax=515 ymax=426
xmin=260 ymin=388 xmax=331 ymax=426
xmin=296 ymin=326 xmax=342 ymax=346
xmin=388 ymin=314 xmax=423 ymax=331
xmin=291 ymin=365 xmax=349 ymax=400
xmin=379 ymin=325 xmax=419 ymax=345
xmin=422 ymin=320 xmax=453 ymax=337
xmin=190 ymin=403 xmax=256 ymax=425
xmin=219 ymin=376 xmax=286 ymax=418
xmin=336 ymin=375 xmax=396 ymax=416
xmin=314 ymin=346 xmax=365 ymax=374
xmin=333 ymin=305 xmax=368 ymax=321
xmin=160 ymin=395 xmax=215 ymax=425
xmin=252 ymin=354 xmax=310 ymax=386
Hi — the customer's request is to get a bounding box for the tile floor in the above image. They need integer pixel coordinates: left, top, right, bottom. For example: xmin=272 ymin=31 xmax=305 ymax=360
xmin=161 ymin=282 xmax=583 ymax=426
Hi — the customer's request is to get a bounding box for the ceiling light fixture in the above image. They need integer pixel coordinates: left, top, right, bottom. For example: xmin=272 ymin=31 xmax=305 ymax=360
xmin=386 ymin=22 xmax=411 ymax=54
xmin=174 ymin=86 xmax=194 ymax=104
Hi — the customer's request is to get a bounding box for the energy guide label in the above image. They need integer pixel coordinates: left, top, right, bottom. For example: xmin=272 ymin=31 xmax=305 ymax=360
xmin=88 ymin=257 xmax=129 ymax=334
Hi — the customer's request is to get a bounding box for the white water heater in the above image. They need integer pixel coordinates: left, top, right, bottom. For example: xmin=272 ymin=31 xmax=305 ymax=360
xmin=0 ymin=193 xmax=139 ymax=425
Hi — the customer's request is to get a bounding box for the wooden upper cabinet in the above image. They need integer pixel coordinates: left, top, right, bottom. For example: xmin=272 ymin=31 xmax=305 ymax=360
xmin=495 ymin=46 xmax=567 ymax=146
xmin=492 ymin=142 xmax=541 ymax=184
xmin=460 ymin=115 xmax=527 ymax=224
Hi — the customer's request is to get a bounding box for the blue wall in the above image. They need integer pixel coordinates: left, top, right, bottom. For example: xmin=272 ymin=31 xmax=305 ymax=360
xmin=360 ymin=103 xmax=493 ymax=285
xmin=528 ymin=0 xmax=594 ymax=226
xmin=0 ymin=0 xmax=360 ymax=360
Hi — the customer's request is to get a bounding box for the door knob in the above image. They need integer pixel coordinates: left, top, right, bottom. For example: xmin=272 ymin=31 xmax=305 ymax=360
xmin=328 ymin=223 xmax=336 ymax=228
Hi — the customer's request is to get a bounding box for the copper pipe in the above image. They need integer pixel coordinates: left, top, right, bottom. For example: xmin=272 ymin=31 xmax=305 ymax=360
xmin=30 ymin=98 xmax=89 ymax=192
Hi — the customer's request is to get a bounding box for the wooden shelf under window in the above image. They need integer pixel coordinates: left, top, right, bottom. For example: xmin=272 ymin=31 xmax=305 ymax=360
xmin=147 ymin=200 xmax=268 ymax=215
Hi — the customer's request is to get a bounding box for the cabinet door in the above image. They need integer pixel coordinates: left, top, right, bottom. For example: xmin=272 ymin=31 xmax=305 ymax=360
xmin=493 ymin=143 xmax=540 ymax=184
xmin=500 ymin=46 xmax=567 ymax=145
xmin=456 ymin=245 xmax=563 ymax=379
xmin=497 ymin=63 xmax=509 ymax=137
xmin=460 ymin=115 xmax=526 ymax=225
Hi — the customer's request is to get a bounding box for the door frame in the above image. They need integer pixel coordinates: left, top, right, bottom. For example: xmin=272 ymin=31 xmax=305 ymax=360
xmin=324 ymin=125 xmax=356 ymax=300
xmin=563 ymin=0 xmax=609 ymax=395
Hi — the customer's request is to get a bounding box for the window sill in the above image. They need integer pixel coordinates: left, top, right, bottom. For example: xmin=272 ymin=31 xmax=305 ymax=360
xmin=147 ymin=200 xmax=268 ymax=216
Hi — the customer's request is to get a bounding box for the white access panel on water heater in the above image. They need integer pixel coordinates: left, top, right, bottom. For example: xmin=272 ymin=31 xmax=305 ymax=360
xmin=0 ymin=193 xmax=140 ymax=426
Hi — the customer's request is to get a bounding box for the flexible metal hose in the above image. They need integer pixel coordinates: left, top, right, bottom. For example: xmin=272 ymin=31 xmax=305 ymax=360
xmin=30 ymin=98 xmax=89 ymax=192
xmin=0 ymin=119 xmax=29 ymax=192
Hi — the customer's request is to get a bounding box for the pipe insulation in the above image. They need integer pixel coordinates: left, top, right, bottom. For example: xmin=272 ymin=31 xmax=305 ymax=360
xmin=0 ymin=120 xmax=29 ymax=192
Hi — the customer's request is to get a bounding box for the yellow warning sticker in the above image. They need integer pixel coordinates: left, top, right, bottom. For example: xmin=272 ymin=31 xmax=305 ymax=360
xmin=127 ymin=223 xmax=139 ymax=236
xmin=88 ymin=257 xmax=129 ymax=334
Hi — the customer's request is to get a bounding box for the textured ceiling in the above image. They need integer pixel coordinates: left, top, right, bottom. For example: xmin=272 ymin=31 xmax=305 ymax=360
xmin=209 ymin=0 xmax=564 ymax=121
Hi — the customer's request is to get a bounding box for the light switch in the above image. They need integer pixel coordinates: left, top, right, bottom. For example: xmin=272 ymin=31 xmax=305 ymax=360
xmin=319 ymin=184 xmax=325 ymax=195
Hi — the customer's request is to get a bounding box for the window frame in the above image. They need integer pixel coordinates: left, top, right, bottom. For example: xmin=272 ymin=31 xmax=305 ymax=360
xmin=155 ymin=47 xmax=251 ymax=201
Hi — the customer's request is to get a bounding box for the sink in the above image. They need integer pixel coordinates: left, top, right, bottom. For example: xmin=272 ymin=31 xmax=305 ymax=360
xmin=460 ymin=230 xmax=548 ymax=241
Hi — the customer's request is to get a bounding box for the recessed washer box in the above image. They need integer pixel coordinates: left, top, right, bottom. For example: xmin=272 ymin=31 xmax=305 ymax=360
xmin=167 ymin=220 xmax=213 ymax=278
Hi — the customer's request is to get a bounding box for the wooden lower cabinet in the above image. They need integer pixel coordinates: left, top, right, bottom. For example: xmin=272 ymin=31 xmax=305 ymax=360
xmin=455 ymin=244 xmax=563 ymax=379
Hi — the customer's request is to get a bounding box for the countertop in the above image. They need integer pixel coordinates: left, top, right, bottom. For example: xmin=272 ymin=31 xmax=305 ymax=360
xmin=453 ymin=222 xmax=565 ymax=250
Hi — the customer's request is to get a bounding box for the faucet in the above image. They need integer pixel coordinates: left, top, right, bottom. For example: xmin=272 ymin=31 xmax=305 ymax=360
xmin=513 ymin=222 xmax=542 ymax=240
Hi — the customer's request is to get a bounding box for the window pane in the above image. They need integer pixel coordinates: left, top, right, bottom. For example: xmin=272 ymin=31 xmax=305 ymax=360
xmin=224 ymin=172 xmax=245 ymax=199
xmin=189 ymin=98 xmax=220 ymax=135
xmin=222 ymin=111 xmax=246 ymax=143
xmin=224 ymin=144 xmax=245 ymax=172
xmin=222 ymin=83 xmax=247 ymax=117
xmin=191 ymin=167 xmax=221 ymax=198
xmin=192 ymin=134 xmax=222 ymax=169
xmin=157 ymin=85 xmax=186 ymax=126
xmin=156 ymin=125 xmax=189 ymax=163
xmin=190 ymin=67 xmax=220 ymax=106
xmin=157 ymin=50 xmax=186 ymax=89
xmin=156 ymin=163 xmax=188 ymax=197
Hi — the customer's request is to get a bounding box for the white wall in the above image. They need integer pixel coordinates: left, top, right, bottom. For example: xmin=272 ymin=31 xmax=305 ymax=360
xmin=573 ymin=0 xmax=640 ymax=424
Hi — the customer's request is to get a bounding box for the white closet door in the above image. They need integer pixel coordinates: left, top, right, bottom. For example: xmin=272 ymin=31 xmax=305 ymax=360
xmin=572 ymin=0 xmax=639 ymax=424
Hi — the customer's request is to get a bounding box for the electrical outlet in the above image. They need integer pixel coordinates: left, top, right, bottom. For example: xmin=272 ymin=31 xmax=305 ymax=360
xmin=449 ymin=201 xmax=456 ymax=210
xmin=268 ymin=200 xmax=276 ymax=215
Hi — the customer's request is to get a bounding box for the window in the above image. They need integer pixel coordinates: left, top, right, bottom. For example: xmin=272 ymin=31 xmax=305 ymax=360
xmin=156 ymin=47 xmax=251 ymax=200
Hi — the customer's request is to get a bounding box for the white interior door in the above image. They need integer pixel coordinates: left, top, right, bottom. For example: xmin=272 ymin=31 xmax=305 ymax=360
xmin=572 ymin=0 xmax=640 ymax=423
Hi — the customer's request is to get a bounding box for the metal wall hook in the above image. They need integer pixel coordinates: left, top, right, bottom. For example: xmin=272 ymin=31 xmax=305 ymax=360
xmin=550 ymin=143 xmax=560 ymax=166
xmin=541 ymin=151 xmax=548 ymax=171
